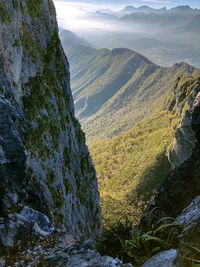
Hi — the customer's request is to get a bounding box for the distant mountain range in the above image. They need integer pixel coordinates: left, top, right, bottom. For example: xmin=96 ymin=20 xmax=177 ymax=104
xmin=73 ymin=5 xmax=200 ymax=68
xmin=110 ymin=5 xmax=200 ymax=16
xmin=83 ymin=5 xmax=200 ymax=24
xmin=92 ymin=5 xmax=200 ymax=18
xmin=60 ymin=29 xmax=200 ymax=141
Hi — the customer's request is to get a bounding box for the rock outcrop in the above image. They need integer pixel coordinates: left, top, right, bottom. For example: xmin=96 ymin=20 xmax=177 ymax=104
xmin=3 ymin=235 xmax=133 ymax=267
xmin=167 ymin=76 xmax=200 ymax=169
xmin=141 ymin=249 xmax=178 ymax=267
xmin=176 ymin=195 xmax=200 ymax=242
xmin=155 ymin=76 xmax=200 ymax=217
xmin=0 ymin=0 xmax=100 ymax=250
xmin=140 ymin=76 xmax=200 ymax=266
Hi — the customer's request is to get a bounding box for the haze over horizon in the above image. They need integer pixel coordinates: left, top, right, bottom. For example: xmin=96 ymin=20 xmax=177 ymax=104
xmin=54 ymin=0 xmax=200 ymax=10
xmin=54 ymin=0 xmax=200 ymax=67
xmin=54 ymin=0 xmax=200 ymax=32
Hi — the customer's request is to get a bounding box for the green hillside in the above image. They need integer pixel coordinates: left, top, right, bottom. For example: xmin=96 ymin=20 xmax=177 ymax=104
xmin=83 ymin=62 xmax=198 ymax=141
xmin=90 ymin=109 xmax=179 ymax=223
xmin=89 ymin=76 xmax=200 ymax=223
xmin=60 ymin=31 xmax=200 ymax=223
xmin=61 ymin=32 xmax=199 ymax=142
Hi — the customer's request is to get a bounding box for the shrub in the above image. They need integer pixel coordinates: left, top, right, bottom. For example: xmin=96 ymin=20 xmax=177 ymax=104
xmin=97 ymin=209 xmax=181 ymax=266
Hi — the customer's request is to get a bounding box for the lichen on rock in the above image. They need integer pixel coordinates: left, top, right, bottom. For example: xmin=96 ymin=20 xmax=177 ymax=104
xmin=0 ymin=0 xmax=101 ymax=249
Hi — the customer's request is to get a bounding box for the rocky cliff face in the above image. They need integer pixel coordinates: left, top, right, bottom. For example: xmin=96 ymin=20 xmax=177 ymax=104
xmin=155 ymin=76 xmax=200 ymax=217
xmin=0 ymin=0 xmax=100 ymax=249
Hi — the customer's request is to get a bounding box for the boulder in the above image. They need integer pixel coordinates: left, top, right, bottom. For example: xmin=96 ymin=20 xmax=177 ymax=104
xmin=141 ymin=249 xmax=178 ymax=267
xmin=176 ymin=195 xmax=200 ymax=241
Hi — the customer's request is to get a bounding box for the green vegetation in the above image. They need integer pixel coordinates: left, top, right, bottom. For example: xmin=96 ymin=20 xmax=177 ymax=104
xmin=22 ymin=31 xmax=70 ymax=160
xmin=12 ymin=0 xmax=18 ymax=9
xmin=50 ymin=187 xmax=64 ymax=209
xmin=21 ymin=30 xmax=78 ymax=223
xmin=179 ymin=244 xmax=200 ymax=267
xmin=21 ymin=22 xmax=42 ymax=63
xmin=0 ymin=3 xmax=11 ymax=23
xmin=98 ymin=209 xmax=181 ymax=266
xmin=26 ymin=0 xmax=42 ymax=18
xmin=90 ymin=109 xmax=180 ymax=223
xmin=61 ymin=32 xmax=200 ymax=142
xmin=63 ymin=179 xmax=73 ymax=194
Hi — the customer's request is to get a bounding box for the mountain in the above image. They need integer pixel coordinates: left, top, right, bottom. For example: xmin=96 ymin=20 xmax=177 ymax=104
xmin=119 ymin=5 xmax=198 ymax=16
xmin=154 ymin=76 xmax=200 ymax=217
xmin=119 ymin=5 xmax=156 ymax=15
xmin=65 ymin=6 xmax=200 ymax=68
xmin=60 ymin=31 xmax=200 ymax=142
xmin=0 ymin=0 xmax=100 ymax=251
xmin=60 ymin=30 xmax=200 ymax=224
xmin=120 ymin=11 xmax=198 ymax=29
xmin=90 ymin=75 xmax=200 ymax=223
xmin=82 ymin=62 xmax=200 ymax=141
xmin=1 ymin=1 xmax=200 ymax=266
xmin=59 ymin=29 xmax=91 ymax=48
xmin=72 ymin=48 xmax=155 ymax=120
xmin=60 ymin=30 xmax=200 ymax=225
xmin=170 ymin=5 xmax=193 ymax=12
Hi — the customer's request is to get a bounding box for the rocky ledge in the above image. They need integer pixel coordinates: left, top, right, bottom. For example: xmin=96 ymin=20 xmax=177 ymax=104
xmin=0 ymin=234 xmax=133 ymax=267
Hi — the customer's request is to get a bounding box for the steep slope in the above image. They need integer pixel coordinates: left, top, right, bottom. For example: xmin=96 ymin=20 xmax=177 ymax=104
xmin=90 ymin=76 xmax=200 ymax=223
xmin=73 ymin=48 xmax=156 ymax=121
xmin=60 ymin=33 xmax=199 ymax=142
xmin=0 ymin=0 xmax=100 ymax=250
xmin=59 ymin=29 xmax=91 ymax=48
xmin=89 ymin=103 xmax=179 ymax=222
xmin=83 ymin=62 xmax=199 ymax=141
xmin=154 ymin=76 xmax=200 ymax=216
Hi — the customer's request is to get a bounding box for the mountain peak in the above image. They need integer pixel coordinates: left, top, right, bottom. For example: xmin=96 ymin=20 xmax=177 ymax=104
xmin=171 ymin=5 xmax=193 ymax=11
xmin=111 ymin=47 xmax=133 ymax=55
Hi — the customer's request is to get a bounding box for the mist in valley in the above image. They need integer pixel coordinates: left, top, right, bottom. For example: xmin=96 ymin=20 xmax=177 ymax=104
xmin=54 ymin=1 xmax=200 ymax=67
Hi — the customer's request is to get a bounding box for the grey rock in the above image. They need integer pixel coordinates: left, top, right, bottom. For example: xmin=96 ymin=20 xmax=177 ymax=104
xmin=45 ymin=240 xmax=133 ymax=267
xmin=168 ymin=79 xmax=200 ymax=169
xmin=176 ymin=195 xmax=200 ymax=239
xmin=153 ymin=77 xmax=200 ymax=218
xmin=20 ymin=206 xmax=54 ymax=234
xmin=33 ymin=222 xmax=53 ymax=237
xmin=0 ymin=258 xmax=5 ymax=267
xmin=6 ymin=236 xmax=133 ymax=267
xmin=0 ymin=0 xmax=101 ymax=250
xmin=0 ymin=206 xmax=54 ymax=247
xmin=141 ymin=249 xmax=178 ymax=267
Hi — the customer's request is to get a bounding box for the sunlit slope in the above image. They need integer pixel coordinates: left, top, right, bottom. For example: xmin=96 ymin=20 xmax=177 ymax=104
xmin=90 ymin=108 xmax=179 ymax=223
xmin=60 ymin=30 xmax=199 ymax=142
xmin=72 ymin=48 xmax=156 ymax=120
xmin=83 ymin=62 xmax=198 ymax=141
xmin=89 ymin=75 xmax=200 ymax=223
